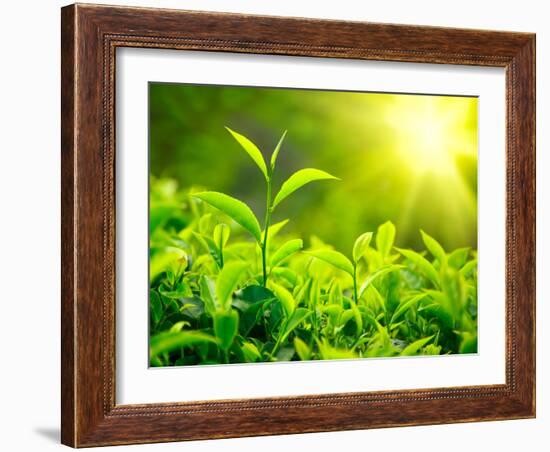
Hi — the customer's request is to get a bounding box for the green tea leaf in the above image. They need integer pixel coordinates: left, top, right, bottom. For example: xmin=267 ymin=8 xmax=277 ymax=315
xmin=264 ymin=298 xmax=284 ymax=335
xmin=329 ymin=281 xmax=343 ymax=306
xmin=282 ymin=308 xmax=311 ymax=340
xmin=149 ymin=290 xmax=163 ymax=326
xmin=199 ymin=213 xmax=214 ymax=235
xmin=149 ymin=246 xmax=187 ymax=282
xmin=233 ymin=285 xmax=274 ymax=335
xmin=270 ymin=130 xmax=287 ymax=171
xmin=150 ymin=331 xmax=217 ymax=357
xmin=213 ymin=309 xmax=239 ymax=351
xmin=192 ymin=232 xmax=222 ymax=268
xmin=199 ymin=275 xmax=216 ymax=315
xmin=213 ymin=223 xmax=230 ymax=249
xmin=458 ymin=331 xmax=478 ymax=353
xmin=272 ymin=168 xmax=339 ymax=208
xmin=423 ymin=290 xmax=454 ymax=329
xmin=158 ymin=281 xmax=193 ymax=299
xmin=169 ymin=321 xmax=188 ymax=333
xmin=396 ymin=248 xmax=439 ymax=286
xmin=340 ymin=309 xmax=355 ymax=328
xmin=349 ymin=301 xmax=363 ymax=336
xmin=306 ymin=249 xmax=354 ymax=276
xmin=421 ymin=230 xmax=446 ymax=263
xmin=358 ymin=264 xmax=404 ymax=299
xmin=308 ymin=279 xmax=320 ymax=313
xmin=241 ymin=341 xmax=262 ymax=362
xmin=400 ymin=335 xmax=434 ymax=356
xmin=238 ymin=300 xmax=268 ymax=336
xmin=276 ymin=346 xmax=296 ymax=362
xmin=271 ymin=267 xmax=298 ymax=286
xmin=317 ymin=340 xmax=358 ymax=360
xmin=376 ymin=221 xmax=396 ymax=258
xmin=270 ymin=239 xmax=303 ymax=267
xmin=216 ymin=261 xmax=249 ymax=311
xmin=269 ymin=281 xmax=296 ymax=317
xmin=179 ymin=297 xmax=205 ymax=320
xmin=225 ymin=127 xmax=268 ymax=180
xmin=150 ymin=356 xmax=164 ymax=367
xmin=294 ymin=337 xmax=311 ymax=361
xmin=323 ymin=304 xmax=343 ymax=326
xmin=365 ymin=320 xmax=395 ymax=357
xmin=422 ymin=344 xmax=442 ymax=355
xmin=448 ymin=247 xmax=471 ymax=269
xmin=262 ymin=218 xmax=289 ymax=241
xmin=353 ymin=231 xmax=373 ymax=262
xmin=235 ymin=284 xmax=274 ymax=304
xmin=441 ymin=266 xmax=467 ymax=320
xmin=390 ymin=293 xmax=428 ymax=325
xmin=193 ymin=191 xmax=262 ymax=242
xmin=459 ymin=259 xmax=478 ymax=277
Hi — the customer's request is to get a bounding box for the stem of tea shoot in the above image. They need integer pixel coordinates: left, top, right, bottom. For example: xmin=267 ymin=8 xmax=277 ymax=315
xmin=262 ymin=177 xmax=273 ymax=287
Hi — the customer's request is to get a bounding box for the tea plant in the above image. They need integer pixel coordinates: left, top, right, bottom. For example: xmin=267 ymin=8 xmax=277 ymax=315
xmin=194 ymin=127 xmax=338 ymax=287
xmin=149 ymin=129 xmax=478 ymax=366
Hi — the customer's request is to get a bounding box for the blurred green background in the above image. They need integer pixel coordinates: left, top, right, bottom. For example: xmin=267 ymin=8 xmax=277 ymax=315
xmin=149 ymin=83 xmax=477 ymax=252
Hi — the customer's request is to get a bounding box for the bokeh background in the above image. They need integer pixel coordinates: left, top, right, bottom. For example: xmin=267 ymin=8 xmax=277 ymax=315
xmin=149 ymin=82 xmax=477 ymax=252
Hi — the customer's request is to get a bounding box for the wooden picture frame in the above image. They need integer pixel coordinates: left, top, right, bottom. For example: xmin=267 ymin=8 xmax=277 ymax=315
xmin=61 ymin=3 xmax=535 ymax=447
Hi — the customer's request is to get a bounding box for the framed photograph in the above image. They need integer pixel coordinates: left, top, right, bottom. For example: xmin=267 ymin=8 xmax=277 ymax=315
xmin=61 ymin=3 xmax=536 ymax=447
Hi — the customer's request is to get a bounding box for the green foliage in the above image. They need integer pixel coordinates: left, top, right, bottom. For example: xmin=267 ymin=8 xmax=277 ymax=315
xmin=221 ymin=128 xmax=337 ymax=289
xmin=294 ymin=337 xmax=311 ymax=361
xmin=149 ymin=129 xmax=478 ymax=366
xmin=213 ymin=223 xmax=230 ymax=249
xmin=273 ymin=168 xmax=339 ymax=208
xmin=225 ymin=127 xmax=269 ymax=180
xmin=215 ymin=262 xmax=248 ymax=311
xmin=213 ymin=309 xmax=239 ymax=352
xmin=396 ymin=248 xmax=439 ymax=286
xmin=376 ymin=221 xmax=396 ymax=259
xmin=150 ymin=331 xmax=217 ymax=359
xmin=400 ymin=335 xmax=434 ymax=356
xmin=270 ymin=130 xmax=287 ymax=170
xmin=353 ymin=232 xmax=373 ymax=263
xmin=193 ymin=191 xmax=262 ymax=242
xmin=270 ymin=239 xmax=303 ymax=268
xmin=306 ymin=249 xmax=354 ymax=276
xmin=421 ymin=230 xmax=447 ymax=263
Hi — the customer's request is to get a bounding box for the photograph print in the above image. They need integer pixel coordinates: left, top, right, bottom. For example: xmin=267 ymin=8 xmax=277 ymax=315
xmin=148 ymin=83 xmax=478 ymax=367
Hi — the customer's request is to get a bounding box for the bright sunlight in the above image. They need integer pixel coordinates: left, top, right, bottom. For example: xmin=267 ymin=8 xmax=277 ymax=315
xmin=383 ymin=94 xmax=477 ymax=176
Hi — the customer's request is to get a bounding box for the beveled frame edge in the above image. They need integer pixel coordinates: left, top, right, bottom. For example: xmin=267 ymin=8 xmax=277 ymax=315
xmin=61 ymin=3 xmax=535 ymax=447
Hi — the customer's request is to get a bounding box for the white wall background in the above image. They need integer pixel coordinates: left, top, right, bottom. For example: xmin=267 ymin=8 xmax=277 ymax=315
xmin=0 ymin=1 xmax=545 ymax=450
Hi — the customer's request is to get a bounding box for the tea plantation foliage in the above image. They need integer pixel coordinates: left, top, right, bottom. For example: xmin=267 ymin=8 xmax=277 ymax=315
xmin=149 ymin=130 xmax=478 ymax=366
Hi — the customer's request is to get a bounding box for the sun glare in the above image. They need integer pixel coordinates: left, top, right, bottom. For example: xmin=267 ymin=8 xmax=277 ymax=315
xmin=384 ymin=95 xmax=477 ymax=176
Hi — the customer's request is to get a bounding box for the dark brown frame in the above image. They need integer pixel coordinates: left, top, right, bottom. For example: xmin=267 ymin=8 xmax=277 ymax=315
xmin=61 ymin=3 xmax=536 ymax=447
